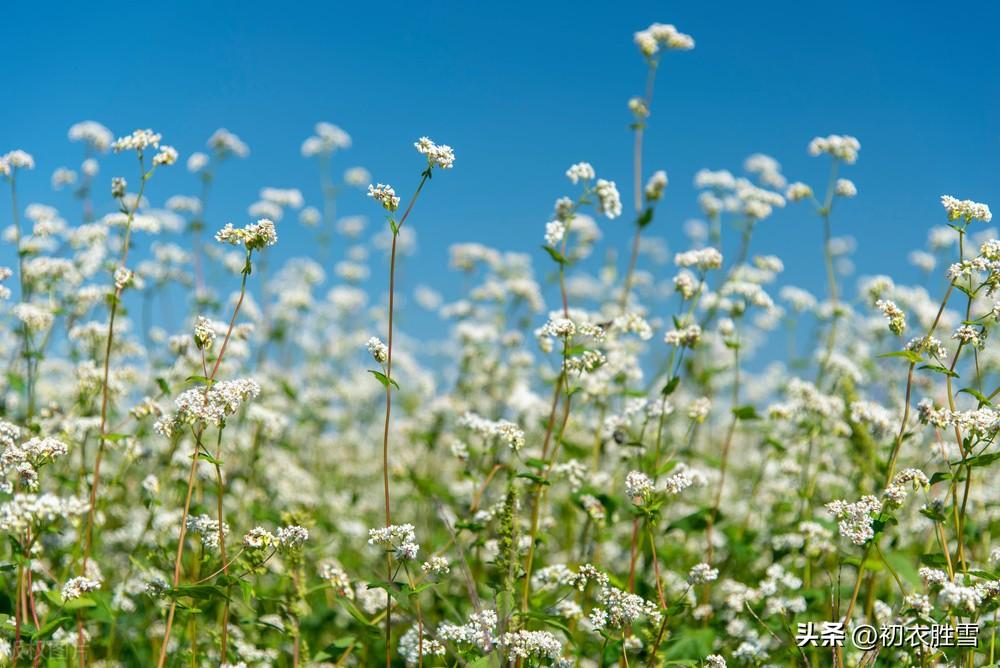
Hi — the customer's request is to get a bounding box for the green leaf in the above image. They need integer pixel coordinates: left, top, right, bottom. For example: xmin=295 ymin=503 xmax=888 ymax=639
xmin=958 ymin=387 xmax=992 ymax=406
xmin=196 ymin=451 xmax=223 ymax=466
xmin=541 ymin=245 xmax=567 ymax=265
xmin=102 ymin=432 xmax=129 ymax=443
xmin=516 ymin=472 xmax=550 ymax=486
xmin=661 ymin=376 xmax=680 ymax=396
xmin=156 ymin=377 xmax=171 ymax=395
xmin=878 ymin=350 xmax=923 ymax=364
xmin=368 ymin=369 xmax=400 ymax=390
xmin=732 ymin=405 xmax=759 ymax=420
xmin=637 ymin=207 xmax=654 ymax=229
xmin=185 ymin=375 xmax=213 ymax=386
xmin=919 ymin=553 xmax=949 ymax=568
xmin=918 ymin=364 xmax=959 ymax=378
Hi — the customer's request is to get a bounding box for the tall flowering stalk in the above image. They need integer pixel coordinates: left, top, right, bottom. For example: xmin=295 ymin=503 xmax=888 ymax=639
xmin=154 ymin=217 xmax=275 ymax=668
xmin=619 ymin=23 xmax=693 ymax=310
xmin=78 ymin=130 xmax=176 ymax=666
xmin=1 ymin=150 xmax=36 ymax=420
xmin=367 ymin=136 xmax=453 ymax=667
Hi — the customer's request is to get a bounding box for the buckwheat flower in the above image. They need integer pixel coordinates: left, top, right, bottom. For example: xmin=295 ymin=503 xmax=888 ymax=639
xmin=688 ymin=563 xmax=719 ymax=585
xmin=243 ymin=527 xmax=275 ymax=551
xmin=662 ymin=466 xmax=701 ymax=494
xmin=906 ymin=335 xmax=947 ymax=359
xmin=276 ymin=525 xmax=309 ymax=551
xmin=664 ymin=324 xmax=702 ymax=348
xmin=193 ymin=316 xmax=216 ymax=350
xmin=422 ymin=555 xmax=450 ymax=576
xmin=645 ymin=170 xmax=668 ymax=201
xmin=875 ymin=299 xmax=906 ymax=335
xmin=675 ymin=247 xmax=723 ymax=270
xmin=414 ymin=136 xmax=455 ymax=169
xmin=595 ymin=179 xmax=622 ymax=218
xmin=939 ymin=583 xmax=982 ymax=613
xmin=827 ymin=495 xmax=882 ymax=545
xmin=152 ymin=145 xmax=178 ymax=166
xmin=51 ymin=167 xmax=77 ymax=189
xmin=705 ymin=656 xmax=727 ymax=668
xmin=367 ymin=183 xmax=400 ymax=212
xmin=941 ymin=195 xmax=992 ymax=223
xmin=0 ymin=149 xmax=35 ymax=175
xmin=498 ymin=630 xmax=563 ymax=661
xmin=214 ymin=218 xmax=277 ymax=251
xmin=62 ymin=576 xmax=100 ymax=601
xmin=114 ymin=267 xmax=134 ymax=290
xmin=13 ymin=303 xmax=54 ymax=331
xmin=399 ymin=626 xmax=446 ymax=666
xmin=835 ymin=178 xmax=857 ymax=198
xmin=629 ymin=97 xmax=649 ymax=119
xmin=786 ymin=182 xmax=813 ymax=202
xmin=187 ymin=152 xmax=209 ymax=172
xmin=207 ymin=128 xmax=250 ymax=159
xmin=688 ymin=397 xmax=711 ymax=422
xmin=953 ymin=324 xmax=985 ymax=349
xmin=111 ymin=129 xmax=161 ymax=153
xmin=154 ymin=378 xmax=261 ymax=436
xmin=111 ymin=176 xmax=127 ymax=198
xmin=366 ymin=336 xmax=388 ymax=364
xmin=808 ymin=134 xmax=861 ymax=163
xmin=566 ymin=162 xmax=596 ymax=184
xmin=260 ymin=187 xmax=304 ymax=209
xmin=544 ymin=220 xmax=565 ymax=247
xmin=673 ymin=270 xmax=699 ymax=299
xmin=69 ymin=121 xmax=113 ymax=152
xmin=625 ymin=470 xmax=654 ymax=503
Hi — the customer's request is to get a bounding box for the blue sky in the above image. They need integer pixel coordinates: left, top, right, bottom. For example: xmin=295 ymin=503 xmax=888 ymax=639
xmin=2 ymin=0 xmax=998 ymax=319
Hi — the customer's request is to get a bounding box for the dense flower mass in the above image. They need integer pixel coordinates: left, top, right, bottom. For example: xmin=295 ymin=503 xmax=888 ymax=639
xmin=0 ymin=17 xmax=998 ymax=668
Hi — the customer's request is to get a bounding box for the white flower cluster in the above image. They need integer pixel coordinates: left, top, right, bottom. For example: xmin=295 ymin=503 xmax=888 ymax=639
xmin=414 ymin=136 xmax=455 ymax=169
xmin=368 ymin=523 xmax=420 ymax=561
xmin=645 ymin=169 xmax=668 ymax=201
xmin=154 ymin=378 xmax=261 ymax=436
xmin=69 ymin=121 xmax=113 ymax=152
xmin=186 ymin=513 xmax=230 ymax=550
xmin=1 ymin=434 xmax=69 ymax=491
xmin=883 ymin=468 xmax=929 ymax=508
xmin=497 ymin=630 xmax=563 ymax=661
xmin=875 ymin=299 xmax=906 ymax=335
xmin=625 ymin=470 xmax=654 ymax=502
xmin=458 ymin=412 xmax=526 ymax=452
xmin=688 ymin=562 xmax=720 ymax=585
xmin=368 ymin=183 xmax=400 ymax=212
xmin=664 ymin=323 xmax=701 ymax=348
xmin=0 ymin=493 xmax=89 ymax=533
xmin=214 ymin=218 xmax=278 ymax=251
xmin=0 ymin=149 xmax=35 ymax=176
xmin=366 ymin=336 xmax=388 ymax=364
xmin=111 ymin=129 xmax=162 ymax=153
xmin=941 ymin=195 xmax=992 ymax=223
xmin=566 ymin=162 xmax=595 ymax=184
xmin=675 ymin=247 xmax=723 ymax=270
xmin=208 ymin=128 xmax=250 ymax=159
xmin=544 ymin=220 xmax=565 ymax=247
xmin=826 ymin=495 xmax=882 ymax=545
xmin=808 ymin=134 xmax=861 ymax=163
xmin=634 ymin=23 xmax=695 ymax=57
xmin=301 ymin=122 xmax=351 ymax=157
xmin=62 ymin=576 xmax=101 ymax=601
xmin=594 ymin=179 xmax=622 ymax=219
xmin=399 ymin=626 xmax=446 ymax=666
xmin=590 ymin=582 xmax=662 ymax=630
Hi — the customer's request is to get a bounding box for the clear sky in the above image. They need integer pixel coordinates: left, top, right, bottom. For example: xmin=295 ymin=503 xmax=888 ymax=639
xmin=2 ymin=0 xmax=998 ymax=315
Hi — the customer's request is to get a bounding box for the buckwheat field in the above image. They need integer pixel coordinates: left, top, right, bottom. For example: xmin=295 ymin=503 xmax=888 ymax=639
xmin=1 ymin=16 xmax=998 ymax=668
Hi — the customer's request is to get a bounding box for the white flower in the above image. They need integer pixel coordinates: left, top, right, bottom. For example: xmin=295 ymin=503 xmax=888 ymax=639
xmin=214 ymin=218 xmax=278 ymax=250
xmin=834 ymin=178 xmax=857 ymax=198
xmin=62 ymin=577 xmax=100 ymax=601
xmin=366 ymin=336 xmax=388 ymax=364
xmin=595 ymin=179 xmax=622 ymax=219
xmin=808 ymin=134 xmax=861 ymax=163
xmin=941 ymin=195 xmax=992 ymax=223
xmin=644 ymin=170 xmax=668 ymax=201
xmin=111 ymin=129 xmax=162 ymax=153
xmin=414 ymin=137 xmax=455 ymax=169
xmin=544 ymin=221 xmax=565 ymax=247
xmin=368 ymin=183 xmax=400 ymax=212
xmin=566 ymin=162 xmax=595 ymax=184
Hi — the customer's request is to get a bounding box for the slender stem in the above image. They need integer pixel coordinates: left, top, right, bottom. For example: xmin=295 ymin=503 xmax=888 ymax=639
xmin=379 ymin=172 xmax=429 ymax=668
